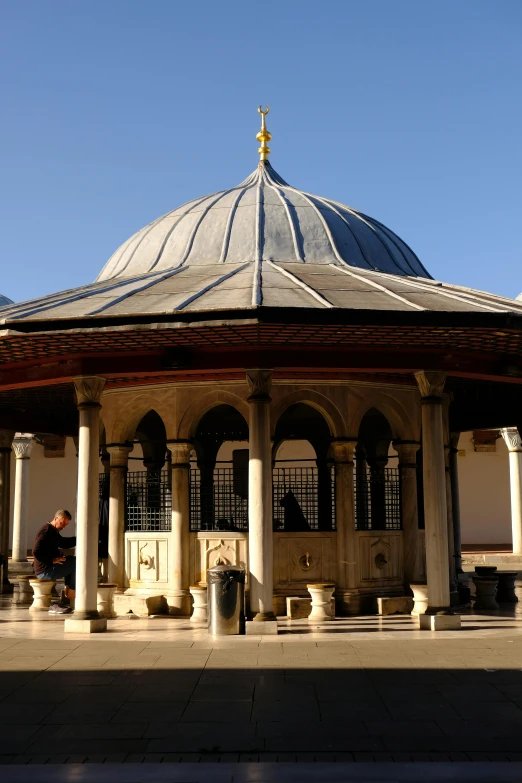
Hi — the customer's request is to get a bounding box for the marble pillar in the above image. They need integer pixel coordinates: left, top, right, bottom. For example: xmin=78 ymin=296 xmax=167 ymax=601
xmin=449 ymin=432 xmax=463 ymax=574
xmin=414 ymin=371 xmax=460 ymax=630
xmin=444 ymin=445 xmax=458 ymax=603
xmin=394 ymin=441 xmax=421 ymax=585
xmin=331 ymin=440 xmax=358 ymax=612
xmin=501 ymin=428 xmax=522 ymax=555
xmin=107 ymin=444 xmax=132 ymax=589
xmin=247 ymin=369 xmax=276 ymax=623
xmin=0 ymin=431 xmax=14 ymax=591
xmin=168 ymin=441 xmax=192 ymax=615
xmin=65 ymin=376 xmax=107 ymax=633
xmin=11 ymin=434 xmax=35 ymax=562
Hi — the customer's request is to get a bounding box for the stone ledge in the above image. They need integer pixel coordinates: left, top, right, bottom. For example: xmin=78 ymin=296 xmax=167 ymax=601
xmin=419 ymin=613 xmax=461 ymax=631
xmin=377 ymin=596 xmax=414 ymax=615
xmin=245 ymin=620 xmax=278 ymax=635
xmin=64 ymin=617 xmax=107 ymax=634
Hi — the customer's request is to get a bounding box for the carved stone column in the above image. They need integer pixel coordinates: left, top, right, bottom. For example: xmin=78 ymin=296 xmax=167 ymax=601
xmin=0 ymin=431 xmax=14 ymax=591
xmin=444 ymin=444 xmax=458 ymax=604
xmin=331 ymin=440 xmax=358 ymax=614
xmin=11 ymin=434 xmax=35 ymax=562
xmin=394 ymin=441 xmax=421 ymax=585
xmin=501 ymin=428 xmax=522 ymax=554
xmin=247 ymin=369 xmax=276 ymax=625
xmin=107 ymin=444 xmax=132 ymax=589
xmin=449 ymin=432 xmax=463 ymax=574
xmin=65 ymin=376 xmax=107 ymax=633
xmin=414 ymin=371 xmax=460 ymax=630
xmin=167 ymin=441 xmax=192 ymax=615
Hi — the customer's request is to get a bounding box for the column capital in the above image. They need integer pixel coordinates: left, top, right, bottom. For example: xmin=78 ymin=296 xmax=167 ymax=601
xmin=246 ymin=369 xmax=272 ymax=401
xmin=73 ymin=376 xmax=106 ymax=409
xmin=168 ymin=441 xmax=193 ymax=465
xmin=330 ymin=439 xmax=356 ymax=463
xmin=107 ymin=443 xmax=133 ymax=468
xmin=393 ymin=440 xmax=420 ymax=465
xmin=414 ymin=371 xmax=447 ymax=401
xmin=0 ymin=430 xmax=14 ymax=451
xmin=501 ymin=427 xmax=522 ymax=453
xmin=12 ymin=434 xmax=35 ymax=460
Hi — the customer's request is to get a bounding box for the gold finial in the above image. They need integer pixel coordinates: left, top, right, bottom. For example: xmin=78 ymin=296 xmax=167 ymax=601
xmin=256 ymin=105 xmax=271 ymax=161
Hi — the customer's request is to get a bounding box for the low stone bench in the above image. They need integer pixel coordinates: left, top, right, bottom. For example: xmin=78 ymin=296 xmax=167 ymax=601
xmin=377 ymin=596 xmax=414 ymax=615
xmin=29 ymin=579 xmax=56 ymax=612
xmin=96 ymin=583 xmax=118 ymax=618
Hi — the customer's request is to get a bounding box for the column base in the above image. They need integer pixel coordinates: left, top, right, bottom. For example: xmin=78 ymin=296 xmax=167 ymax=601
xmin=245 ymin=620 xmax=278 ymax=635
xmin=251 ymin=611 xmax=276 ymax=622
xmin=64 ymin=617 xmax=107 ymax=634
xmin=419 ymin=613 xmax=461 ymax=631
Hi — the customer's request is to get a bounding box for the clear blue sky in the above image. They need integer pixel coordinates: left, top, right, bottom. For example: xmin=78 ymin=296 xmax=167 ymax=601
xmin=1 ymin=0 xmax=521 ymax=302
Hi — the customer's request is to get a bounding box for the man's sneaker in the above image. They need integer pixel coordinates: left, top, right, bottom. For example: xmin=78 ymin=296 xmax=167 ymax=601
xmin=48 ymin=603 xmax=72 ymax=614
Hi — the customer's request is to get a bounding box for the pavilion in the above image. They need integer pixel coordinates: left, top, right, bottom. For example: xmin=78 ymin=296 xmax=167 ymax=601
xmin=1 ymin=108 xmax=522 ymax=633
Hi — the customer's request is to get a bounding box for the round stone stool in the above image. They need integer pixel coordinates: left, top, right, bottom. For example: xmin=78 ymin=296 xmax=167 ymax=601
xmin=410 ymin=583 xmax=429 ymax=615
xmin=189 ymin=585 xmax=208 ymax=623
xmin=16 ymin=575 xmax=34 ymax=605
xmin=96 ymin=583 xmax=118 ymax=618
xmin=29 ymin=579 xmax=56 ymax=612
xmin=307 ymin=583 xmax=335 ymax=623
xmin=472 ymin=574 xmax=499 ymax=610
xmin=497 ymin=572 xmax=518 ymax=603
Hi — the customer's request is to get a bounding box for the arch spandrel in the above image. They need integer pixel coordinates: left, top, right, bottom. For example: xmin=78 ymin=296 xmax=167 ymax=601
xmin=101 ymin=389 xmax=176 ymax=445
xmin=270 ymin=389 xmax=346 ymax=439
xmin=348 ymin=388 xmax=420 ymax=442
xmin=177 ymin=389 xmax=249 ymax=441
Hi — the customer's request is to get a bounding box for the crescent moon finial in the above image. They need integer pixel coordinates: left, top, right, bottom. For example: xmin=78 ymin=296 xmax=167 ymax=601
xmin=256 ymin=106 xmax=272 ymax=162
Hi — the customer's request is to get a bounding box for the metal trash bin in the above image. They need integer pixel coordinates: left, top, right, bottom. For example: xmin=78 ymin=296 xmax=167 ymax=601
xmin=207 ymin=564 xmax=245 ymax=635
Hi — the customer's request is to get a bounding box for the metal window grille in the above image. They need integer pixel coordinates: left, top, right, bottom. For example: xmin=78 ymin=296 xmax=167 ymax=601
xmin=126 ymin=469 xmax=172 ymax=532
xmin=190 ymin=466 xmax=248 ymax=532
xmin=273 ymin=466 xmax=336 ymax=531
xmin=99 ymin=472 xmax=110 ymax=502
xmin=354 ymin=463 xmax=401 ymax=531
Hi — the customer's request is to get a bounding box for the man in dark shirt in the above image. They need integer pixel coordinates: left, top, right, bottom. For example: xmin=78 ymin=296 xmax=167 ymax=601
xmin=32 ymin=509 xmax=76 ymax=614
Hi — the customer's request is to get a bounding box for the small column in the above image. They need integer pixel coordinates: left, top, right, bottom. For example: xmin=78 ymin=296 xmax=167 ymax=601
xmin=394 ymin=441 xmax=421 ymax=584
xmin=0 ymin=431 xmax=14 ymax=592
xmin=167 ymin=441 xmax=192 ymax=615
xmin=414 ymin=371 xmax=460 ymax=630
xmin=65 ymin=376 xmax=107 ymax=633
xmin=11 ymin=434 xmax=35 ymax=562
xmin=331 ymin=440 xmax=358 ymax=615
xmin=107 ymin=444 xmax=132 ymax=589
xmin=449 ymin=432 xmax=463 ymax=574
xmin=246 ymin=369 xmax=276 ymax=625
xmin=501 ymin=428 xmax=522 ymax=555
xmin=444 ymin=445 xmax=458 ymax=604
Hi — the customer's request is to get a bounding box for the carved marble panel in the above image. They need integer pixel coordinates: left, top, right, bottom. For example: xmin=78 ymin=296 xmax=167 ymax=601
xmin=357 ymin=531 xmax=403 ymax=585
xmin=274 ymin=532 xmax=335 ymax=590
xmin=191 ymin=532 xmax=248 ymax=586
xmin=126 ymin=533 xmax=169 ymax=586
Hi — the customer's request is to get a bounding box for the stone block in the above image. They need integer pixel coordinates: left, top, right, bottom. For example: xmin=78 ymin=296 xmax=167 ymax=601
xmin=64 ymin=617 xmax=107 ymax=634
xmin=419 ymin=614 xmax=461 ymax=631
xmin=113 ymin=592 xmax=167 ymax=617
xmin=377 ymin=596 xmax=414 ymax=615
xmin=245 ymin=620 xmax=278 ymax=635
xmin=286 ymin=595 xmax=335 ymax=619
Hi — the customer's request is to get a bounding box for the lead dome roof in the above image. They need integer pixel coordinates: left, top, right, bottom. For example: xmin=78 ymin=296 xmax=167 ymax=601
xmin=97 ymin=161 xmax=430 ymax=282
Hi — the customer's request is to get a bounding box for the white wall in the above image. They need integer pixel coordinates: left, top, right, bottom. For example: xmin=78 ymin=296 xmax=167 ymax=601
xmin=10 ymin=437 xmax=80 ymax=553
xmin=457 ymin=431 xmax=512 ymax=546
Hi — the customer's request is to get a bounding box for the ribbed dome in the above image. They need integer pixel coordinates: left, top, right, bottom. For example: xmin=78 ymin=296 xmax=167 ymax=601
xmin=0 ymin=294 xmax=13 ymax=308
xmin=97 ymin=162 xmax=430 ymax=282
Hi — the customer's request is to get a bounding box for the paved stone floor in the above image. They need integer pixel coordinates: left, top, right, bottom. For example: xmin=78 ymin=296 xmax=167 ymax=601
xmin=0 ymin=603 xmax=520 ymax=774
